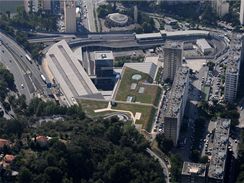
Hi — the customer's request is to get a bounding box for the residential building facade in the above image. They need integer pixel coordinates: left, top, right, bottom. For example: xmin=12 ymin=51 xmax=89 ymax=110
xmin=163 ymin=42 xmax=183 ymax=82
xmin=163 ymin=66 xmax=189 ymax=145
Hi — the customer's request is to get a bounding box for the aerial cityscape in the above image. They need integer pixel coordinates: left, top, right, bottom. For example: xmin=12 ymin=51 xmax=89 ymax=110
xmin=0 ymin=0 xmax=244 ymax=182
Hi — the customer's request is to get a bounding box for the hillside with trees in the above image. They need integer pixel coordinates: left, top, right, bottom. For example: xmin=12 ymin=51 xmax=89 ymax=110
xmin=0 ymin=98 xmax=165 ymax=183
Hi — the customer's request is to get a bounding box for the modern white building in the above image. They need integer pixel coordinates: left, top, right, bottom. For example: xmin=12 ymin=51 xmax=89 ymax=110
xmin=64 ymin=0 xmax=76 ymax=33
xmin=45 ymin=40 xmax=103 ymax=106
xmin=211 ymin=0 xmax=229 ymax=17
xmin=163 ymin=66 xmax=189 ymax=145
xmin=163 ymin=42 xmax=183 ymax=82
xmin=240 ymin=0 xmax=244 ymax=25
xmin=196 ymin=39 xmax=213 ymax=55
xmin=124 ymin=62 xmax=157 ymax=80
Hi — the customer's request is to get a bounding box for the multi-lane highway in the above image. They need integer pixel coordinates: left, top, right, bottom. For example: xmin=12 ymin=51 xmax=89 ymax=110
xmin=0 ymin=32 xmax=48 ymax=102
xmin=86 ymin=0 xmax=97 ymax=32
xmin=0 ymin=43 xmax=32 ymax=102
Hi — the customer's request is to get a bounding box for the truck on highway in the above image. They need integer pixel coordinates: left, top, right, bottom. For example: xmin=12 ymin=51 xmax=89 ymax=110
xmin=40 ymin=74 xmax=47 ymax=83
xmin=25 ymin=54 xmax=32 ymax=63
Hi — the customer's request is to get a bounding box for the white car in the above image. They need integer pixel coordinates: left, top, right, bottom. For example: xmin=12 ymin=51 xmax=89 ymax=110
xmin=21 ymin=84 xmax=24 ymax=88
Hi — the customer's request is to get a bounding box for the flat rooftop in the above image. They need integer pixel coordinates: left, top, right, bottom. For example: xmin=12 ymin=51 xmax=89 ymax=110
xmin=182 ymin=162 xmax=206 ymax=177
xmin=94 ymin=51 xmax=114 ymax=61
xmin=226 ymin=53 xmax=240 ymax=74
xmin=208 ymin=118 xmax=230 ymax=180
xmin=46 ymin=40 xmax=102 ymax=105
xmin=226 ymin=34 xmax=241 ymax=74
xmin=160 ymin=30 xmax=210 ymax=37
xmin=196 ymin=39 xmax=212 ymax=49
xmin=163 ymin=66 xmax=189 ymax=118
xmin=135 ymin=32 xmax=162 ymax=39
xmin=124 ymin=62 xmax=157 ymax=79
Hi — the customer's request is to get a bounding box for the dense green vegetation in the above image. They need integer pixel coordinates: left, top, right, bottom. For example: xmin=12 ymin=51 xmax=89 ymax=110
xmin=199 ymin=101 xmax=240 ymax=126
xmin=0 ymin=64 xmax=15 ymax=102
xmin=156 ymin=134 xmax=173 ymax=155
xmin=0 ymin=98 xmax=166 ymax=183
xmin=97 ymin=4 xmax=114 ymax=18
xmin=0 ymin=7 xmax=57 ymax=32
xmin=170 ymin=154 xmax=183 ymax=183
xmin=223 ymin=1 xmax=240 ymax=27
xmin=0 ymin=7 xmax=55 ymax=59
xmin=114 ymin=55 xmax=144 ymax=67
xmin=11 ymin=7 xmax=57 ymax=31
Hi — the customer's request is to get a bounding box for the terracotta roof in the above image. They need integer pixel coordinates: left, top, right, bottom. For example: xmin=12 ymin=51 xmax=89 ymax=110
xmin=36 ymin=136 xmax=48 ymax=143
xmin=3 ymin=154 xmax=15 ymax=163
xmin=0 ymin=139 xmax=10 ymax=148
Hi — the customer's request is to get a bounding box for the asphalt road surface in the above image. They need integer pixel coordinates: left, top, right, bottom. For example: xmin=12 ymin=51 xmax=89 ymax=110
xmin=146 ymin=148 xmax=170 ymax=183
xmin=0 ymin=32 xmax=48 ymax=96
xmin=0 ymin=43 xmax=32 ymax=102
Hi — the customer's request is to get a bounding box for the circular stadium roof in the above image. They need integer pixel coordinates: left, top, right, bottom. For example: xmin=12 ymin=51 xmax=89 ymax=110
xmin=107 ymin=13 xmax=129 ymax=25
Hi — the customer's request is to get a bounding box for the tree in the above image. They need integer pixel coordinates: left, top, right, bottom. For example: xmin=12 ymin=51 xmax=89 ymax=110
xmin=3 ymin=101 xmax=11 ymax=111
xmin=142 ymin=21 xmax=154 ymax=33
xmin=170 ymin=154 xmax=183 ymax=182
xmin=207 ymin=61 xmax=215 ymax=71
xmin=18 ymin=168 xmax=32 ymax=183
xmin=97 ymin=4 xmax=113 ymax=18
xmin=0 ymin=110 xmax=4 ymax=118
xmin=156 ymin=134 xmax=173 ymax=154
xmin=4 ymin=110 xmax=165 ymax=183
xmin=44 ymin=167 xmax=63 ymax=183
xmin=200 ymin=156 xmax=208 ymax=163
xmin=191 ymin=150 xmax=200 ymax=162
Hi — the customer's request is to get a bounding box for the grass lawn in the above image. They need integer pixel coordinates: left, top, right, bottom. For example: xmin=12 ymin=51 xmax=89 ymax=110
xmin=78 ymin=99 xmax=109 ymax=117
xmin=112 ymin=103 xmax=156 ymax=132
xmin=115 ymin=67 xmax=161 ymax=105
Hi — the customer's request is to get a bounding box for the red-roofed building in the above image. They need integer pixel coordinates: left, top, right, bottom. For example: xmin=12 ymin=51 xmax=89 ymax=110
xmin=3 ymin=154 xmax=15 ymax=164
xmin=0 ymin=139 xmax=10 ymax=149
xmin=33 ymin=135 xmax=50 ymax=147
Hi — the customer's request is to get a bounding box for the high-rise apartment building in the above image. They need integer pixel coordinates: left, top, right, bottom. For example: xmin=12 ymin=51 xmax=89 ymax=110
xmin=208 ymin=119 xmax=230 ymax=183
xmin=181 ymin=119 xmax=231 ymax=183
xmin=163 ymin=66 xmax=189 ymax=145
xmin=224 ymin=59 xmax=240 ymax=103
xmin=211 ymin=0 xmax=229 ymax=17
xmin=163 ymin=42 xmax=183 ymax=82
xmin=240 ymin=0 xmax=244 ymax=25
xmin=64 ymin=0 xmax=76 ymax=33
